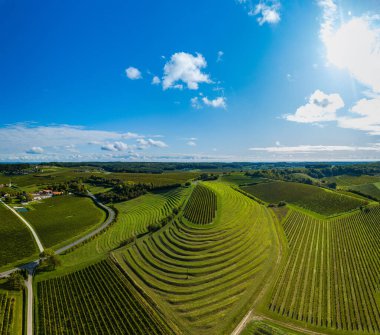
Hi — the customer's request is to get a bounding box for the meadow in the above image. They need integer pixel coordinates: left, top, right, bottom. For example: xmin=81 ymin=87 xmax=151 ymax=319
xmin=348 ymin=183 xmax=380 ymax=200
xmin=268 ymin=208 xmax=380 ymax=333
xmin=114 ymin=182 xmax=280 ymax=334
xmin=0 ymin=203 xmax=37 ymax=269
xmin=36 ymin=259 xmax=173 ymax=334
xmin=242 ymin=181 xmax=365 ymax=216
xmin=21 ymin=195 xmax=106 ymax=249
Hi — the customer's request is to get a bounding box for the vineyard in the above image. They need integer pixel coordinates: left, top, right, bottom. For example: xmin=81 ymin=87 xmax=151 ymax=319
xmin=56 ymin=187 xmax=189 ymax=268
xmin=114 ymin=182 xmax=279 ymax=334
xmin=21 ymin=195 xmax=106 ymax=249
xmin=0 ymin=292 xmax=15 ymax=335
xmin=36 ymin=259 xmax=172 ymax=334
xmin=183 ymin=184 xmax=217 ymax=224
xmin=0 ymin=203 xmax=37 ymax=269
xmin=268 ymin=208 xmax=380 ymax=332
xmin=242 ymin=181 xmax=366 ymax=216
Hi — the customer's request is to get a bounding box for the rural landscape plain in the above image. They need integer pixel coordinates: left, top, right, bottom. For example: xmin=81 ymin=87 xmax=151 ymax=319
xmin=0 ymin=0 xmax=380 ymax=334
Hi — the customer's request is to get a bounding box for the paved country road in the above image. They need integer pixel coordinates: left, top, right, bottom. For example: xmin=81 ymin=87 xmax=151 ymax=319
xmin=0 ymin=193 xmax=115 ymax=335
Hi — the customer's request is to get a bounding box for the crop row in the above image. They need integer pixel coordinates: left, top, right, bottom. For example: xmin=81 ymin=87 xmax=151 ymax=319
xmin=183 ymin=184 xmax=217 ymax=224
xmin=36 ymin=259 xmax=171 ymax=335
xmin=0 ymin=293 xmax=15 ymax=335
xmin=269 ymin=207 xmax=380 ymax=332
xmin=115 ymin=182 xmax=278 ymax=334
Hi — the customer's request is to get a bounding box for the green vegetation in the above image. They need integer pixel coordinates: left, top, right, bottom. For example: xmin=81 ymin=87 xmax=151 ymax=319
xmin=36 ymin=259 xmax=172 ymax=334
xmin=21 ymin=195 xmax=106 ymax=249
xmin=348 ymin=183 xmax=380 ymax=200
xmin=242 ymin=181 xmax=366 ymax=216
xmin=183 ymin=184 xmax=217 ymax=224
xmin=114 ymin=182 xmax=280 ymax=334
xmin=268 ymin=208 xmax=380 ymax=332
xmin=48 ymin=187 xmax=189 ymax=272
xmin=0 ymin=292 xmax=16 ymax=334
xmin=0 ymin=203 xmax=37 ymax=269
xmin=241 ymin=320 xmax=299 ymax=335
xmin=221 ymin=173 xmax=269 ymax=186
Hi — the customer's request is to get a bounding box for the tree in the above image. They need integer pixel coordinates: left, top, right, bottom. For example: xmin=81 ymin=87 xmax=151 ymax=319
xmin=40 ymin=249 xmax=61 ymax=270
xmin=8 ymin=272 xmax=24 ymax=291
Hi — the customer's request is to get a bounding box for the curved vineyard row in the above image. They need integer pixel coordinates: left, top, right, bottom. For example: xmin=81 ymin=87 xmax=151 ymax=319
xmin=183 ymin=184 xmax=217 ymax=224
xmin=59 ymin=187 xmax=189 ymax=267
xmin=269 ymin=207 xmax=380 ymax=333
xmin=114 ymin=182 xmax=279 ymax=335
xmin=0 ymin=293 xmax=15 ymax=335
xmin=36 ymin=259 xmax=172 ymax=335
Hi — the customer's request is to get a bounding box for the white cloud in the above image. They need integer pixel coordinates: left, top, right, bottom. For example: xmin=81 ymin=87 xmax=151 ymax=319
xmin=26 ymin=146 xmax=44 ymax=154
xmin=122 ymin=132 xmax=142 ymax=139
xmin=202 ymin=96 xmax=227 ymax=109
xmin=101 ymin=141 xmax=131 ymax=152
xmin=162 ymin=52 xmax=211 ymax=90
xmin=125 ymin=67 xmax=142 ymax=80
xmin=249 ymin=144 xmax=380 ymax=153
xmin=338 ymin=96 xmax=380 ymax=135
xmin=191 ymin=97 xmax=202 ymax=109
xmin=217 ymin=51 xmax=224 ymax=62
xmin=285 ymin=89 xmax=344 ymax=123
xmin=187 ymin=141 xmax=197 ymax=146
xmin=250 ymin=1 xmax=281 ymax=25
xmin=137 ymin=138 xmax=168 ymax=149
xmin=152 ymin=76 xmax=161 ymax=85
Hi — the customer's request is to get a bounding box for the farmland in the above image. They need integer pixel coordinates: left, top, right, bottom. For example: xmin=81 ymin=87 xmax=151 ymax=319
xmin=52 ymin=187 xmax=189 ymax=269
xmin=183 ymin=184 xmax=217 ymax=224
xmin=114 ymin=182 xmax=280 ymax=334
xmin=268 ymin=208 xmax=380 ymax=333
xmin=21 ymin=195 xmax=106 ymax=249
xmin=0 ymin=203 xmax=37 ymax=269
xmin=242 ymin=181 xmax=366 ymax=216
xmin=3 ymin=164 xmax=380 ymax=335
xmin=36 ymin=259 xmax=173 ymax=334
xmin=0 ymin=292 xmax=15 ymax=334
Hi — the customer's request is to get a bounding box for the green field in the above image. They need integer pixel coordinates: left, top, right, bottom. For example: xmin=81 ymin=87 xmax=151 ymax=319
xmin=183 ymin=184 xmax=217 ymax=224
xmin=242 ymin=181 xmax=365 ymax=216
xmin=268 ymin=208 xmax=380 ymax=333
xmin=241 ymin=320 xmax=300 ymax=335
xmin=0 ymin=292 xmax=16 ymax=334
xmin=21 ymin=196 xmax=106 ymax=249
xmin=323 ymin=174 xmax=380 ymax=187
xmin=0 ymin=203 xmax=37 ymax=269
xmin=221 ymin=173 xmax=268 ymax=186
xmin=349 ymin=183 xmax=380 ymax=200
xmin=36 ymin=259 xmax=173 ymax=334
xmin=114 ymin=182 xmax=280 ymax=334
xmin=45 ymin=187 xmax=189 ymax=272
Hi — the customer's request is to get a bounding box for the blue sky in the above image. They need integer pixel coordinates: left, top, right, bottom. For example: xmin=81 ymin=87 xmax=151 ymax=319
xmin=1 ymin=0 xmax=379 ymax=162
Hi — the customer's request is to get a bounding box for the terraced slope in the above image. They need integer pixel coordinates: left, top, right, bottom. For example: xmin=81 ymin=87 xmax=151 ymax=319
xmin=0 ymin=292 xmax=15 ymax=334
xmin=183 ymin=184 xmax=217 ymax=224
xmin=58 ymin=187 xmax=189 ymax=268
xmin=269 ymin=208 xmax=380 ymax=333
xmin=36 ymin=259 xmax=172 ymax=335
xmin=114 ymin=182 xmax=280 ymax=335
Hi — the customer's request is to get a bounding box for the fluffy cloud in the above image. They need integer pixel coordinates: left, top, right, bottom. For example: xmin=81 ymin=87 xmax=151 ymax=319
xmin=125 ymin=67 xmax=142 ymax=80
xmin=250 ymin=1 xmax=281 ymax=25
xmin=202 ymin=96 xmax=227 ymax=109
xmin=26 ymin=146 xmax=44 ymax=154
xmin=187 ymin=141 xmax=197 ymax=146
xmin=338 ymin=97 xmax=380 ymax=135
xmin=151 ymin=76 xmax=161 ymax=85
xmin=162 ymin=52 xmax=211 ymax=90
xmin=101 ymin=141 xmax=131 ymax=152
xmin=285 ymin=90 xmax=344 ymax=123
xmin=137 ymin=138 xmax=168 ymax=149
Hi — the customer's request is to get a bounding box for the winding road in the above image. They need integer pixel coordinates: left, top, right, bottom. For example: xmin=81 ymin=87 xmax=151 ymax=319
xmin=0 ymin=193 xmax=115 ymax=335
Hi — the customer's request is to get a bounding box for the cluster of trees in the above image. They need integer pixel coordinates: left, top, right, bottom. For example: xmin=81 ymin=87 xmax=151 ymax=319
xmin=96 ymin=182 xmax=151 ymax=203
xmin=0 ymin=189 xmax=34 ymax=203
xmin=45 ymin=180 xmax=86 ymax=194
xmin=0 ymin=163 xmax=36 ymax=175
xmin=198 ymin=173 xmax=219 ymax=181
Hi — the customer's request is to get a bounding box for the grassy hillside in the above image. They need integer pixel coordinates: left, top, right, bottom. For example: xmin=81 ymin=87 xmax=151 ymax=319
xmin=242 ymin=181 xmax=365 ymax=216
xmin=267 ymin=208 xmax=380 ymax=333
xmin=349 ymin=183 xmax=380 ymax=200
xmin=36 ymin=259 xmax=173 ymax=335
xmin=0 ymin=203 xmax=37 ymax=269
xmin=46 ymin=187 xmax=189 ymax=272
xmin=21 ymin=195 xmax=106 ymax=249
xmin=114 ymin=182 xmax=280 ymax=335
